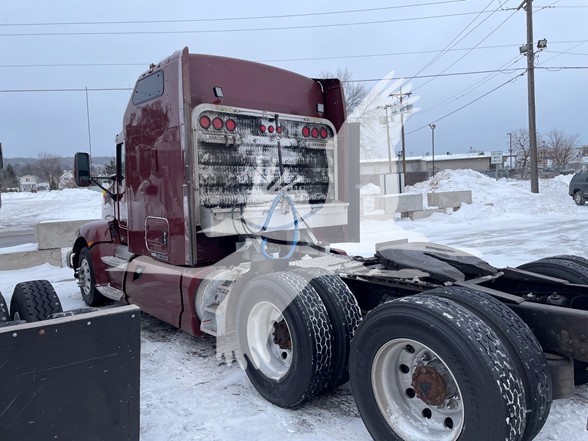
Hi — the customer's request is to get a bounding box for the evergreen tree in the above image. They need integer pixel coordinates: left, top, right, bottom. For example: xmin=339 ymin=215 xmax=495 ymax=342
xmin=1 ymin=164 xmax=18 ymax=190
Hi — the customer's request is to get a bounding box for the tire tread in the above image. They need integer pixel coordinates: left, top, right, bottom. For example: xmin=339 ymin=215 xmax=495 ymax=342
xmin=10 ymin=280 xmax=63 ymax=322
xmin=430 ymin=286 xmax=551 ymax=441
xmin=293 ymin=267 xmax=362 ymax=389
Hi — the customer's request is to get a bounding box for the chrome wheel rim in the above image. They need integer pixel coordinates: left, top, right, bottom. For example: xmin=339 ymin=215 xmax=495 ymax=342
xmin=371 ymin=338 xmax=464 ymax=441
xmin=246 ymin=301 xmax=293 ymax=380
xmin=79 ymin=258 xmax=92 ymax=296
xmin=575 ymin=192 xmax=583 ymax=204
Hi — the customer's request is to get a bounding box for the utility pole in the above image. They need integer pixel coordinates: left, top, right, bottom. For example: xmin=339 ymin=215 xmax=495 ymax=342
xmin=390 ymin=88 xmax=412 ymax=177
xmin=519 ymin=0 xmax=539 ymax=193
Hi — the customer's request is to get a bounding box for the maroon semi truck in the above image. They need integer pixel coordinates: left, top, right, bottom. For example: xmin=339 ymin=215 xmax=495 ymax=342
xmin=70 ymin=47 xmax=588 ymax=441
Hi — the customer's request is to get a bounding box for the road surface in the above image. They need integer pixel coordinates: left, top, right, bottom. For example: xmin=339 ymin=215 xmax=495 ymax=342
xmin=0 ymin=229 xmax=35 ymax=249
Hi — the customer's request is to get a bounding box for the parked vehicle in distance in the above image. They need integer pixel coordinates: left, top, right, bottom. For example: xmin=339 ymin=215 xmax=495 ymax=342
xmin=569 ymin=171 xmax=588 ymax=205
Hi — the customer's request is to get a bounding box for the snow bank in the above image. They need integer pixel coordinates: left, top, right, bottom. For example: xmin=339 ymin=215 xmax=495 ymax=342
xmin=360 ymin=183 xmax=382 ymax=215
xmin=407 ymin=169 xmax=577 ymax=217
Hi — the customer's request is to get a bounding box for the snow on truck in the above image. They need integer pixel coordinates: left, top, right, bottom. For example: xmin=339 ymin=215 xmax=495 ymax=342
xmin=69 ymin=47 xmax=588 ymax=441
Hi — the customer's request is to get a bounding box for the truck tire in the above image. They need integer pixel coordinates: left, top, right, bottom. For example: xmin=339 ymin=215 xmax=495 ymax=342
xmin=0 ymin=292 xmax=9 ymax=324
xmin=236 ymin=271 xmax=333 ymax=408
xmin=544 ymin=254 xmax=588 ymax=268
xmin=518 ymin=257 xmax=588 ymax=385
xmin=293 ymin=267 xmax=362 ymax=389
xmin=9 ymin=280 xmax=63 ymax=322
xmin=429 ymin=286 xmax=551 ymax=441
xmin=78 ymin=247 xmax=107 ymax=306
xmin=350 ymin=295 xmax=526 ymax=441
xmin=518 ymin=257 xmax=588 ymax=285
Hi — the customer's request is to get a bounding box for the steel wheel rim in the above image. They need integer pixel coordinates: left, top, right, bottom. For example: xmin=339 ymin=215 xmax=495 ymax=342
xmin=79 ymin=258 xmax=92 ymax=296
xmin=246 ymin=301 xmax=293 ymax=380
xmin=371 ymin=338 xmax=464 ymax=441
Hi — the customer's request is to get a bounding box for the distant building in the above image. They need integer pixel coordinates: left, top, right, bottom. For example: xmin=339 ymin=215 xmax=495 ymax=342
xmin=360 ymin=152 xmax=494 ymax=186
xmin=18 ymin=175 xmax=38 ymax=192
xmin=566 ymin=146 xmax=588 ymax=172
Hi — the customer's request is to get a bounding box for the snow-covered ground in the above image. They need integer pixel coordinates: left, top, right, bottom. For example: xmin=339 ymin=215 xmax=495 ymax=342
xmin=0 ymin=172 xmax=587 ymax=441
xmin=0 ymin=188 xmax=102 ymax=232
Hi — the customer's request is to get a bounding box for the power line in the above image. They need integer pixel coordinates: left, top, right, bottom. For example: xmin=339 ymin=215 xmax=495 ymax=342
xmin=0 ymin=1 xmax=467 ymax=27
xmin=537 ymin=40 xmax=588 ymax=65
xmin=407 ymin=0 xmax=559 ymax=113
xmin=542 ymin=4 xmax=588 ymax=7
xmin=3 ymin=66 xmax=582 ymax=94
xmin=0 ymin=87 xmax=132 ymax=93
xmin=412 ymin=5 xmax=520 ymax=92
xmin=539 ymin=66 xmax=588 ymax=70
xmin=398 ymin=0 xmax=501 ymax=90
xmin=417 ymin=55 xmax=524 ymax=115
xmin=1 ymin=41 xmax=585 ymax=68
xmin=261 ymin=44 xmax=519 ymax=62
xmin=345 ymin=66 xmax=588 ymax=83
xmin=542 ymin=50 xmax=588 ymax=56
xmin=403 ymin=0 xmax=559 ymax=136
xmin=0 ymin=11 xmax=520 ymax=37
xmin=0 ymin=45 xmax=522 ymax=69
xmin=346 ymin=67 xmax=527 ymax=83
xmin=406 ymin=72 xmax=526 ymax=135
xmin=0 ymin=45 xmax=524 ymax=69
xmin=0 ymin=62 xmax=145 ymax=68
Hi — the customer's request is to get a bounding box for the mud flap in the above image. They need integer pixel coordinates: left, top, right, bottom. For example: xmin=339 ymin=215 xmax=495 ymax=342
xmin=0 ymin=305 xmax=141 ymax=441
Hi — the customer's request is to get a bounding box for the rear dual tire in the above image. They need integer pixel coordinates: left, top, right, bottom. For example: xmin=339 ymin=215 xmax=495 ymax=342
xmin=519 ymin=256 xmax=588 ymax=385
xmin=350 ymin=295 xmax=527 ymax=441
xmin=430 ymin=286 xmax=551 ymax=441
xmin=236 ymin=271 xmax=334 ymax=408
xmin=292 ymin=267 xmax=362 ymax=389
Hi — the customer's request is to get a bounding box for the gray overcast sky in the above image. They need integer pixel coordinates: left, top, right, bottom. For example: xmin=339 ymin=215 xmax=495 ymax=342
xmin=1 ymin=0 xmax=587 ymax=159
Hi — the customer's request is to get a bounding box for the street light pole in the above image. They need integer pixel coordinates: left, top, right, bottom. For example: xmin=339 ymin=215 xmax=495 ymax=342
xmin=384 ymin=106 xmax=393 ymax=174
xmin=507 ymin=132 xmax=513 ymax=171
xmin=85 ymin=87 xmax=93 ymax=171
xmin=429 ymin=124 xmax=436 ymax=177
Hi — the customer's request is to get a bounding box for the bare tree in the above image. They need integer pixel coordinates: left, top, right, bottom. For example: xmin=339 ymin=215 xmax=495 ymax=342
xmin=321 ymin=68 xmax=368 ymax=116
xmin=35 ymin=153 xmax=63 ymax=189
xmin=544 ymin=129 xmax=580 ymax=170
xmin=510 ymin=128 xmax=530 ymax=178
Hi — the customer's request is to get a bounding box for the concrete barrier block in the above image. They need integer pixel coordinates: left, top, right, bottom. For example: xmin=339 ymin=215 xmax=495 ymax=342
xmin=375 ymin=193 xmax=423 ymax=214
xmin=0 ymin=248 xmax=62 ymax=270
xmin=409 ymin=208 xmax=447 ymax=220
xmin=427 ymin=191 xmax=472 ymax=208
xmin=37 ymin=220 xmax=98 ymax=250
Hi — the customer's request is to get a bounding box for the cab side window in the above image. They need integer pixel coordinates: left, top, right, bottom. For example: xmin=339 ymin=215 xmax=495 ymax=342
xmin=132 ymin=71 xmax=164 ymax=105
